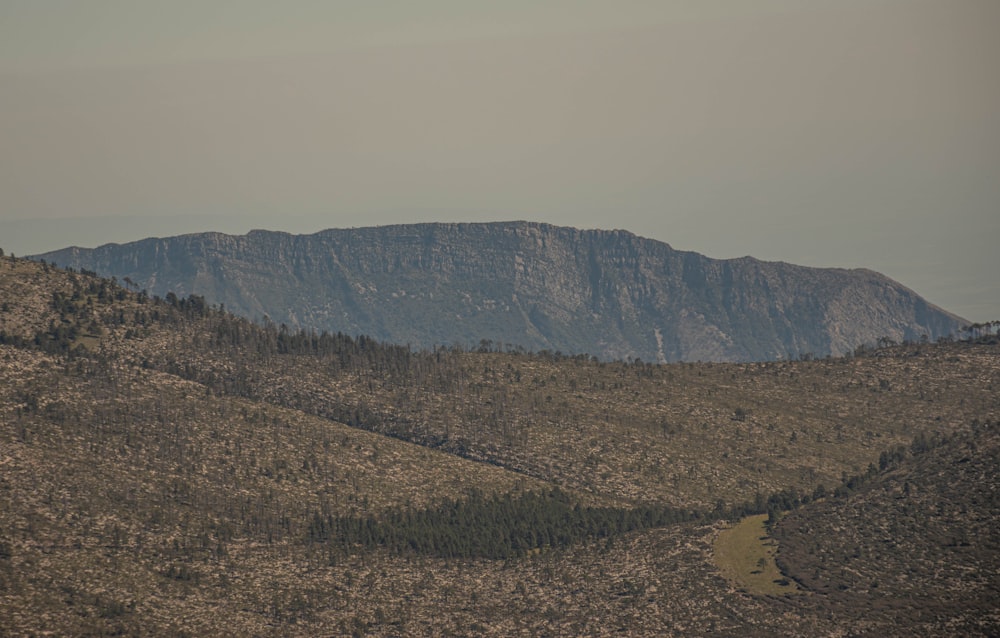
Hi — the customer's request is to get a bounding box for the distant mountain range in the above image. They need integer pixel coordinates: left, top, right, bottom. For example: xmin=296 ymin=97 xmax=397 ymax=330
xmin=34 ymin=221 xmax=965 ymax=361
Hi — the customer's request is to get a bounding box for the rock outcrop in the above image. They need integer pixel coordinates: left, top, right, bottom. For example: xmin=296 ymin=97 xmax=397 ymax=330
xmin=35 ymin=222 xmax=965 ymax=361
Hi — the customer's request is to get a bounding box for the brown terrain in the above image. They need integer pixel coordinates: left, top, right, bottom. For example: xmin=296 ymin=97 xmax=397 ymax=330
xmin=1 ymin=255 xmax=997 ymax=636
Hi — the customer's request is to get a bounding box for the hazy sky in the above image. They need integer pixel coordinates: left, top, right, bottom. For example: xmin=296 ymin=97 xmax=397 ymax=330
xmin=2 ymin=1 xmax=998 ymax=321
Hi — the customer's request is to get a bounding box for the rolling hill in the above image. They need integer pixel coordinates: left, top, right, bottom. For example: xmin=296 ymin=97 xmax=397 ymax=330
xmin=1 ymin=255 xmax=996 ymax=635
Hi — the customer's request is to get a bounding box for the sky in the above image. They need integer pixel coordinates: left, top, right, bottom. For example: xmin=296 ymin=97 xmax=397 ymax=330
xmin=1 ymin=0 xmax=998 ymax=321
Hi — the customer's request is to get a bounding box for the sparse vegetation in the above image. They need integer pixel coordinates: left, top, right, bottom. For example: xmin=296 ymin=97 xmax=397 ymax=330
xmin=773 ymin=422 xmax=1000 ymax=632
xmin=0 ymin=256 xmax=997 ymax=635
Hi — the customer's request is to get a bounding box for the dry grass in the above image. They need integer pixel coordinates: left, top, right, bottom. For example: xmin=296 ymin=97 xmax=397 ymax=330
xmin=714 ymin=513 xmax=801 ymax=596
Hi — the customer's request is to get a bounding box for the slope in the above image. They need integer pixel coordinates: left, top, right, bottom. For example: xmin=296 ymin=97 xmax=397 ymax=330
xmin=773 ymin=423 xmax=1000 ymax=635
xmin=34 ymin=221 xmax=966 ymax=362
xmin=1 ymin=255 xmax=997 ymax=635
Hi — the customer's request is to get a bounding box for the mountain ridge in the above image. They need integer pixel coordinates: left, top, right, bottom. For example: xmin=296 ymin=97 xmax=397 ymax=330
xmin=35 ymin=221 xmax=965 ymax=362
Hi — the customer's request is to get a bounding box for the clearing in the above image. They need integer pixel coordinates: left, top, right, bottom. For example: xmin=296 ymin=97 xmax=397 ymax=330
xmin=714 ymin=513 xmax=802 ymax=596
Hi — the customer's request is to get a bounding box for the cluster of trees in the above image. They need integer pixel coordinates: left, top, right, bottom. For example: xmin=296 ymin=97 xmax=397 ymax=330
xmin=958 ymin=321 xmax=1000 ymax=342
xmin=210 ymin=312 xmax=415 ymax=375
xmin=822 ymin=428 xmax=962 ymax=503
xmin=305 ymin=485 xmax=842 ymax=561
xmin=308 ymin=488 xmax=703 ymax=560
xmin=848 ymin=322 xmax=1000 ymax=357
xmin=1 ymin=275 xmax=131 ymax=354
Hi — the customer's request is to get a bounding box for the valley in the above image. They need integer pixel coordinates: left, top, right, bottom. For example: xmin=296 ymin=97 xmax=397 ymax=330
xmin=1 ymin=255 xmax=997 ymax=635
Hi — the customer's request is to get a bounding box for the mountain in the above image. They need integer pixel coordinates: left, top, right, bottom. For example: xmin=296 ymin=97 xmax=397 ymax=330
xmin=1 ymin=255 xmax=998 ymax=635
xmin=35 ymin=221 xmax=964 ymax=361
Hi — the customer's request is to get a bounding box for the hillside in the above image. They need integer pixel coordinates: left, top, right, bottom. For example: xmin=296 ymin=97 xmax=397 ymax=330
xmin=34 ymin=221 xmax=965 ymax=362
xmin=773 ymin=423 xmax=1000 ymax=634
xmin=1 ymin=256 xmax=997 ymax=635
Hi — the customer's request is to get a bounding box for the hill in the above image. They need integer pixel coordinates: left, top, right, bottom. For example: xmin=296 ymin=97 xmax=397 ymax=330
xmin=34 ymin=221 xmax=965 ymax=362
xmin=773 ymin=423 xmax=1000 ymax=634
xmin=1 ymin=255 xmax=997 ymax=635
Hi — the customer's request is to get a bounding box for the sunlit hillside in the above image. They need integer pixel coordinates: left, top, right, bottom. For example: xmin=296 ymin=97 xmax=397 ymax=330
xmin=1 ymin=256 xmax=997 ymax=636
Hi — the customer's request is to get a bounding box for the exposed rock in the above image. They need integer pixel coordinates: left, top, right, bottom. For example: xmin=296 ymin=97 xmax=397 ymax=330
xmin=35 ymin=221 xmax=965 ymax=361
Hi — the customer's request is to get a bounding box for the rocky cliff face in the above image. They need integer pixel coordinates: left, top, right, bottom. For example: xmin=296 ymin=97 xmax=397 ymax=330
xmin=35 ymin=222 xmax=965 ymax=361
